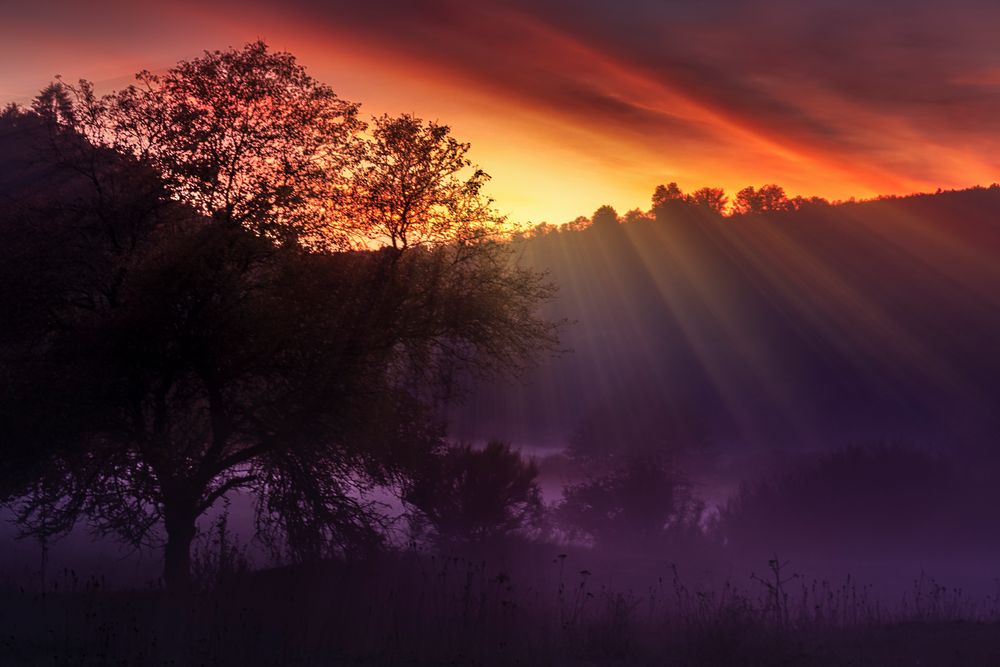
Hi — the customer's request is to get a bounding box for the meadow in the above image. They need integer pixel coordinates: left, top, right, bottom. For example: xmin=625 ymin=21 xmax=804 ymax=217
xmin=5 ymin=545 xmax=1000 ymax=666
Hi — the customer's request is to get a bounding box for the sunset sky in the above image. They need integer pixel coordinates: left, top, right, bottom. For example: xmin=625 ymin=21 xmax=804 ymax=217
xmin=4 ymin=0 xmax=1000 ymax=224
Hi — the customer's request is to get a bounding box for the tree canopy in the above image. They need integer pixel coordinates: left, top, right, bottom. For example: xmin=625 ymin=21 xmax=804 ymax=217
xmin=558 ymin=450 xmax=700 ymax=549
xmin=344 ymin=114 xmax=501 ymax=250
xmin=404 ymin=441 xmax=543 ymax=546
xmin=72 ymin=41 xmax=362 ymax=248
xmin=732 ymin=184 xmax=792 ymax=215
xmin=591 ymin=204 xmax=619 ymax=228
xmin=0 ymin=43 xmax=557 ymax=590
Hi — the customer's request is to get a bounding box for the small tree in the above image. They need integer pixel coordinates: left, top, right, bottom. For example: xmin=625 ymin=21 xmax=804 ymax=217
xmin=404 ymin=441 xmax=543 ymax=546
xmin=0 ymin=102 xmax=22 ymax=121
xmin=732 ymin=184 xmax=792 ymax=215
xmin=558 ymin=450 xmax=700 ymax=549
xmin=622 ymin=208 xmax=653 ymax=225
xmin=789 ymin=195 xmax=831 ymax=211
xmin=591 ymin=204 xmax=619 ymax=228
xmin=653 ymin=182 xmax=684 ymax=213
xmin=32 ymin=83 xmax=76 ymax=127
xmin=560 ymin=216 xmax=591 ymax=233
xmin=685 ymin=187 xmax=728 ymax=214
xmin=344 ymin=114 xmax=502 ymax=250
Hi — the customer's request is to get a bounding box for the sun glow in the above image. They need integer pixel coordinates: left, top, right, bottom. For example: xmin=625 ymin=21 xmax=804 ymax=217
xmin=5 ymin=1 xmax=1000 ymax=226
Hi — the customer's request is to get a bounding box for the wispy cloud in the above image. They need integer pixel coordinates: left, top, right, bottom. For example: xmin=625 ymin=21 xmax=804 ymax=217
xmin=5 ymin=0 xmax=1000 ymax=221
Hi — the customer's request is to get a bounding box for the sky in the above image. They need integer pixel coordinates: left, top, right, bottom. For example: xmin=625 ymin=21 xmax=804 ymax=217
xmin=3 ymin=0 xmax=1000 ymax=224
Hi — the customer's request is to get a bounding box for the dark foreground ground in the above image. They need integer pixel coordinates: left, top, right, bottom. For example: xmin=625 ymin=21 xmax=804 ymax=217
xmin=3 ymin=550 xmax=1000 ymax=667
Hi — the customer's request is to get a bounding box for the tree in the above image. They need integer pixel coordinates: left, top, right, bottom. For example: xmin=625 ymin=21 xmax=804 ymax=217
xmin=526 ymin=221 xmax=560 ymax=237
xmin=732 ymin=184 xmax=792 ymax=215
xmin=591 ymin=204 xmax=619 ymax=228
xmin=0 ymin=102 xmax=21 ymax=121
xmin=560 ymin=216 xmax=591 ymax=233
xmin=652 ymin=182 xmax=684 ymax=210
xmin=72 ymin=41 xmax=361 ymax=248
xmin=685 ymin=187 xmax=728 ymax=214
xmin=404 ymin=441 xmax=543 ymax=546
xmin=622 ymin=208 xmax=653 ymax=225
xmin=0 ymin=46 xmax=558 ymax=590
xmin=344 ymin=114 xmax=501 ymax=250
xmin=558 ymin=450 xmax=700 ymax=549
xmin=789 ymin=195 xmax=831 ymax=211
xmin=651 ymin=182 xmax=691 ymax=220
xmin=32 ymin=83 xmax=76 ymax=127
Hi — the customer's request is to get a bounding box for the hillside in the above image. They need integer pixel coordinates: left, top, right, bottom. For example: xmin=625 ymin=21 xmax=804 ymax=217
xmin=5 ymin=111 xmax=999 ymax=465
xmin=453 ymin=191 xmax=1000 ymax=460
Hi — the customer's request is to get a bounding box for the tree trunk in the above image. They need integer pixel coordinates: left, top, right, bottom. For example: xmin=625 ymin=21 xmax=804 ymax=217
xmin=163 ymin=503 xmax=197 ymax=592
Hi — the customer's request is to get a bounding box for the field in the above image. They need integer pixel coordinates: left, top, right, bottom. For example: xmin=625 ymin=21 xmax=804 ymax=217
xmin=4 ymin=549 xmax=1000 ymax=666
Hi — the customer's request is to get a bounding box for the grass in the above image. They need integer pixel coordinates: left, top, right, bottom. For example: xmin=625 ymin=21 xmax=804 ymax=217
xmin=3 ymin=549 xmax=1000 ymax=666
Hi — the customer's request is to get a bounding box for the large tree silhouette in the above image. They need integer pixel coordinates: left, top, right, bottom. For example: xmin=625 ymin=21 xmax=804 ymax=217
xmin=74 ymin=40 xmax=361 ymax=249
xmin=0 ymin=44 xmax=557 ymax=590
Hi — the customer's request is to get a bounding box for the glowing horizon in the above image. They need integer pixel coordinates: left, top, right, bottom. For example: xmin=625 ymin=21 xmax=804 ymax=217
xmin=3 ymin=0 xmax=999 ymax=224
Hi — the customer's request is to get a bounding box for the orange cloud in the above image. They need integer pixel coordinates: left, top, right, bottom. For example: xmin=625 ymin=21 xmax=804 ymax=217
xmin=4 ymin=0 xmax=1000 ymax=224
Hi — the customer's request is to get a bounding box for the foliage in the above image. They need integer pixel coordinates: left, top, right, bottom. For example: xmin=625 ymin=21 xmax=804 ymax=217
xmin=7 ymin=553 xmax=998 ymax=666
xmin=68 ymin=41 xmax=362 ymax=249
xmin=404 ymin=441 xmax=543 ymax=545
xmin=0 ymin=44 xmax=558 ymax=589
xmin=558 ymin=451 xmax=701 ymax=548
xmin=32 ymin=83 xmax=76 ymax=126
xmin=686 ymin=186 xmax=728 ymax=213
xmin=621 ymin=208 xmax=653 ymax=225
xmin=343 ymin=114 xmax=503 ymax=249
xmin=651 ymin=182 xmax=684 ymax=212
xmin=590 ymin=204 xmax=619 ymax=228
xmin=732 ymin=184 xmax=792 ymax=215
